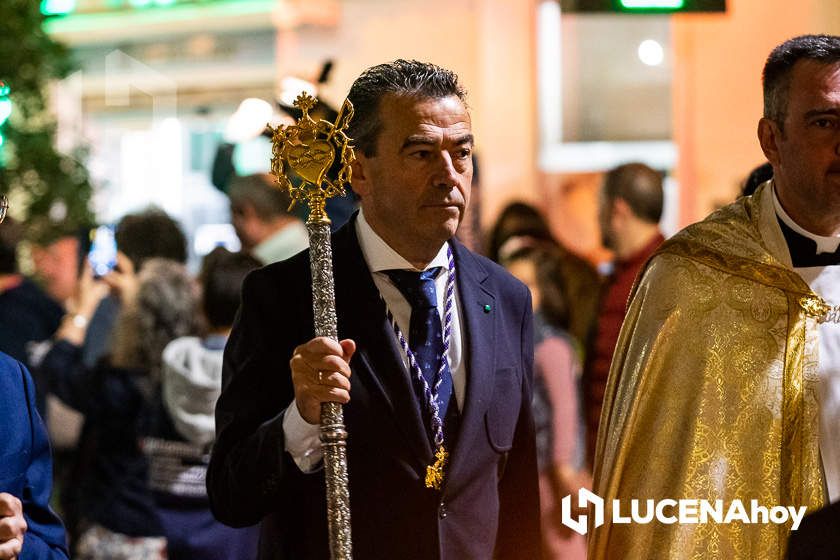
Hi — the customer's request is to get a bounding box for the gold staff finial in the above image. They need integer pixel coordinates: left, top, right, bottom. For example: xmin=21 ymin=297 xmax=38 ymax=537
xmin=269 ymin=93 xmax=355 ymax=224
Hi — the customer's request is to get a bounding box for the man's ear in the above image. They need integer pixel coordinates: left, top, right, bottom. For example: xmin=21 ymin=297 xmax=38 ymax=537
xmin=239 ymin=202 xmax=257 ymax=220
xmin=351 ymin=153 xmax=372 ymax=198
xmin=612 ymin=197 xmax=632 ymax=223
xmin=758 ymin=117 xmax=782 ymax=167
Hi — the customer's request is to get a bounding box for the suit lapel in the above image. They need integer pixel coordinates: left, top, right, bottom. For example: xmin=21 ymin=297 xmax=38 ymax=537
xmin=446 ymin=241 xmax=497 ymax=485
xmin=332 ymin=219 xmax=433 ymax=467
xmin=331 ymin=223 xmax=501 ymax=480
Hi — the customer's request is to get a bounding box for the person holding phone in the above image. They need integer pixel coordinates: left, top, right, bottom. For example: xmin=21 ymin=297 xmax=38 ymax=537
xmin=87 ymin=225 xmax=118 ymax=279
xmin=41 ymin=256 xmax=198 ymax=559
xmin=80 ymin=209 xmax=188 ymax=369
xmin=44 ymin=209 xmax=189 ymax=548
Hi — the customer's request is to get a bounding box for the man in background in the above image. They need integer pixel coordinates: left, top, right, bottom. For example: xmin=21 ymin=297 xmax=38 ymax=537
xmin=584 ymin=162 xmax=664 ymax=465
xmin=0 ymin=217 xmax=64 ymax=413
xmin=228 ymin=173 xmax=309 ymax=265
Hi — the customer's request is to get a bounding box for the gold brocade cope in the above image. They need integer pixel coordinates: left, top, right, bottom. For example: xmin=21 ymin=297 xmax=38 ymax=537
xmin=589 ymin=182 xmax=826 ymax=560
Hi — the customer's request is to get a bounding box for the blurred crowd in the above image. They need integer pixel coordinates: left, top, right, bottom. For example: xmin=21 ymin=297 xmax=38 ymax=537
xmin=0 ymin=173 xmax=308 ymax=558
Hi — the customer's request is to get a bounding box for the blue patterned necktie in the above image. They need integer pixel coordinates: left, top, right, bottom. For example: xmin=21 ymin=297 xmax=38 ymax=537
xmin=384 ymin=267 xmax=453 ymax=423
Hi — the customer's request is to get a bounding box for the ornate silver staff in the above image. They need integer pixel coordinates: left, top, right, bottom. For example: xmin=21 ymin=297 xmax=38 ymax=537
xmin=268 ymin=92 xmax=354 ymax=560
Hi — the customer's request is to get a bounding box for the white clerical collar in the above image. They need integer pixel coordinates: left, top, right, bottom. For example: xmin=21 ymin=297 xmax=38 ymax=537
xmin=355 ymin=208 xmax=449 ymax=273
xmin=772 ymin=183 xmax=840 ymax=254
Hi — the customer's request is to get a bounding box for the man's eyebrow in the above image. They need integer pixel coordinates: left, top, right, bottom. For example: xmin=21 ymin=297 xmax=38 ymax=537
xmin=803 ymin=108 xmax=840 ymax=119
xmin=452 ymin=133 xmax=474 ymax=146
xmin=400 ymin=133 xmax=475 ymax=150
xmin=401 ymin=135 xmax=437 ymax=150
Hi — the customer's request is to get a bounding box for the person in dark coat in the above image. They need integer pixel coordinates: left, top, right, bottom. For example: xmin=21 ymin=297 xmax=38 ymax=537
xmin=0 ymin=352 xmax=69 ymax=560
xmin=207 ymin=59 xmax=541 ymax=559
xmin=0 ymin=217 xmax=63 ymax=415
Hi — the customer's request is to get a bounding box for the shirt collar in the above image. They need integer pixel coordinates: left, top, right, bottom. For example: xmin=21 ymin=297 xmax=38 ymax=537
xmin=355 ymin=208 xmax=449 ymax=273
xmin=773 ymin=183 xmax=840 ymax=254
xmin=253 ymin=220 xmax=309 ymax=264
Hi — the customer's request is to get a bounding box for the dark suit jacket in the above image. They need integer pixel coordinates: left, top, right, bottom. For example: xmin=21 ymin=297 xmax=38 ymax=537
xmin=207 ymin=216 xmax=541 ymax=559
xmin=0 ymin=352 xmax=69 ymax=559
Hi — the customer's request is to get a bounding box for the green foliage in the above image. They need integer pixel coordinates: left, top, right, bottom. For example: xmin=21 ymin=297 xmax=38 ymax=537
xmin=0 ymin=0 xmax=94 ymax=244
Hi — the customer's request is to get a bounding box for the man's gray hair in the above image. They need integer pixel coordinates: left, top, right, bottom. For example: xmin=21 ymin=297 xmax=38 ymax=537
xmin=347 ymin=60 xmax=467 ymax=157
xmin=763 ymin=34 xmax=840 ymax=129
xmin=228 ymin=174 xmax=294 ymax=221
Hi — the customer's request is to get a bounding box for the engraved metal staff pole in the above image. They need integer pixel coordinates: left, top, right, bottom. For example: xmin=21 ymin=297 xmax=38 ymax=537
xmin=269 ymin=92 xmax=355 ymax=560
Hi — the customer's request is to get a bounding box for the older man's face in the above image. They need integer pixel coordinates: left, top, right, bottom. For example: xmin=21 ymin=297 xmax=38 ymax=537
xmin=353 ymin=94 xmax=473 ymax=260
xmin=761 ymin=60 xmax=840 ymax=235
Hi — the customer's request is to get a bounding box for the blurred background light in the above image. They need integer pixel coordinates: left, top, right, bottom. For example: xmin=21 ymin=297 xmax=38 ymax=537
xmin=40 ymin=0 xmax=77 ymax=16
xmin=638 ymin=39 xmax=665 ymax=66
xmin=621 ymin=0 xmax=685 ymax=8
xmin=278 ymin=77 xmax=318 ymax=109
xmin=0 ymin=100 xmax=11 ymax=126
xmin=223 ymin=98 xmax=274 ymax=144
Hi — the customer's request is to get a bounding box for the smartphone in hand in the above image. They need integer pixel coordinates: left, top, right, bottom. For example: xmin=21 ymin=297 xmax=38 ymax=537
xmin=88 ymin=225 xmax=117 ymax=278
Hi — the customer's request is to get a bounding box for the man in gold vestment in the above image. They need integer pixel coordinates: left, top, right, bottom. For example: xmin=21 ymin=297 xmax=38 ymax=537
xmin=590 ymin=35 xmax=840 ymax=559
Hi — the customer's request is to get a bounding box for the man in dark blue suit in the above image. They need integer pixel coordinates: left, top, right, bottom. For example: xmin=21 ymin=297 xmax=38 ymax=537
xmin=207 ymin=60 xmax=541 ymax=559
xmin=0 ymin=352 xmax=69 ymax=559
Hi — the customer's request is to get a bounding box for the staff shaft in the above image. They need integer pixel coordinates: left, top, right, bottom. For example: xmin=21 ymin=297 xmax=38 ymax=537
xmin=307 ymin=220 xmax=352 ymax=560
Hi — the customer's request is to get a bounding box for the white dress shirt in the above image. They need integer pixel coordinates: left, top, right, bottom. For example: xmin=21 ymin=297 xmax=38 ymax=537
xmin=283 ymin=209 xmax=467 ymax=472
xmin=774 ymin=187 xmax=840 ymax=500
